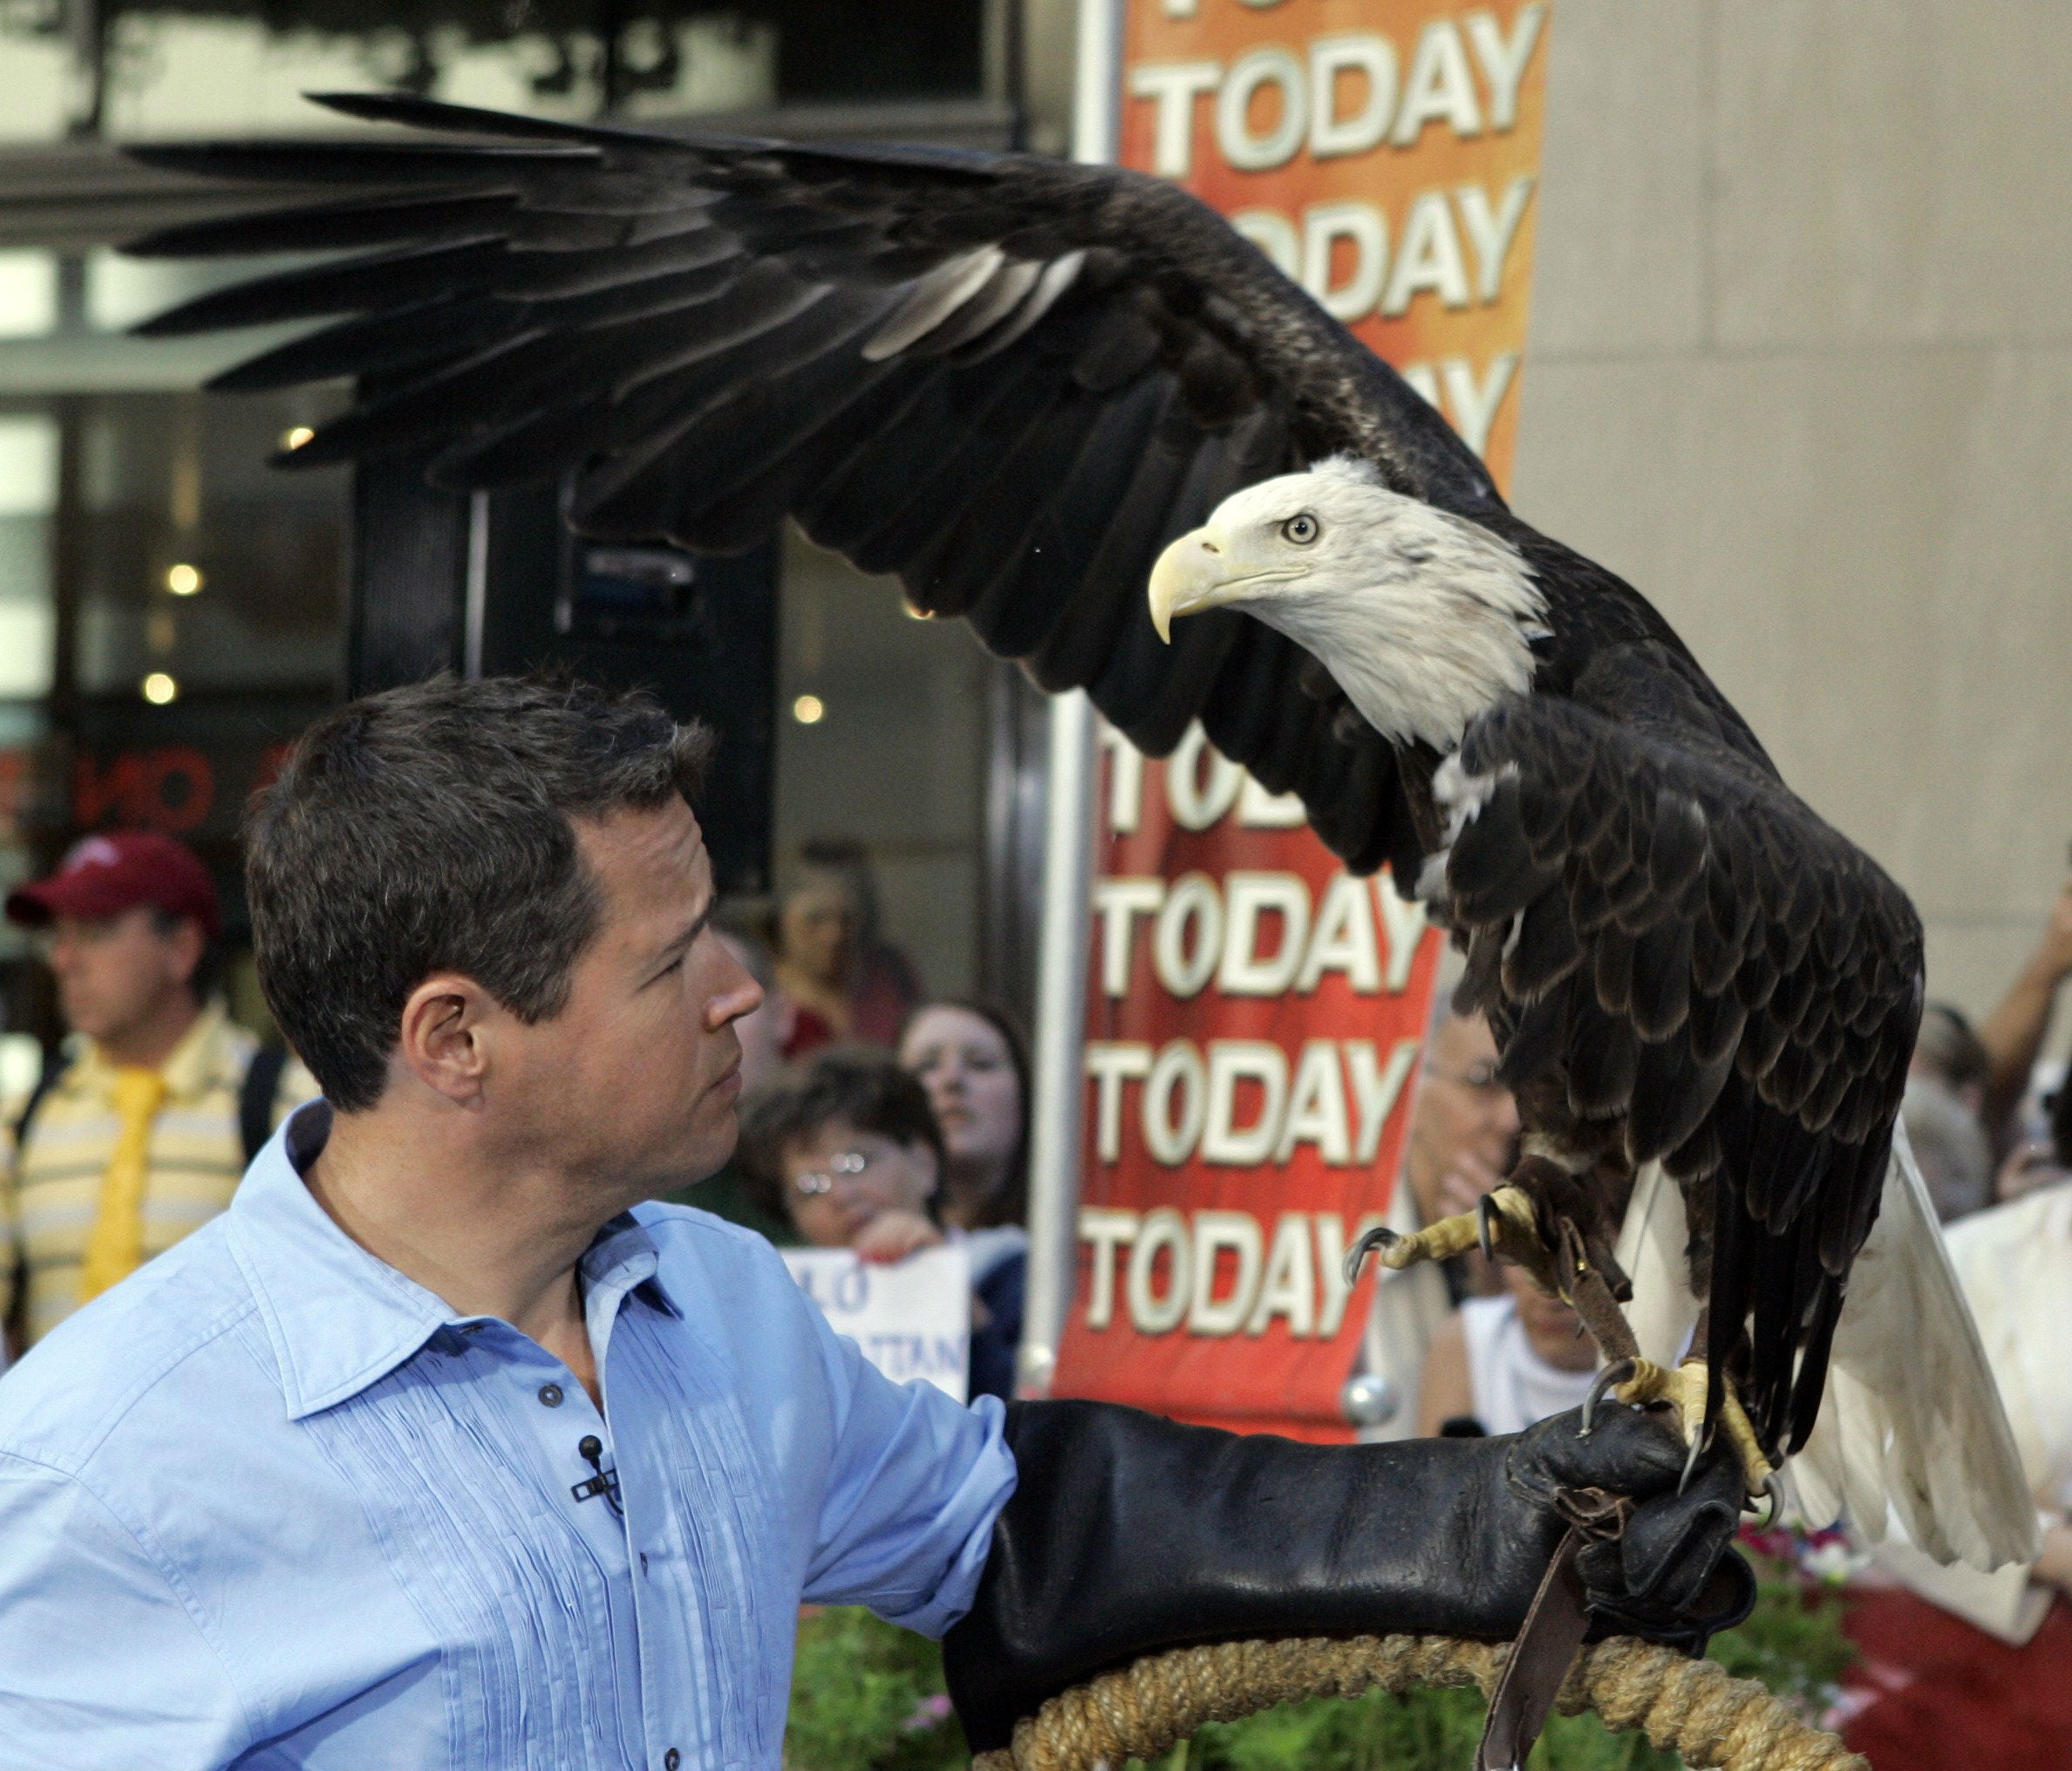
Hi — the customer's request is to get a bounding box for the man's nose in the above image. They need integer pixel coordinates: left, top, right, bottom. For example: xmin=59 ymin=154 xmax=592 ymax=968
xmin=710 ymin=971 xmax=763 ymax=1027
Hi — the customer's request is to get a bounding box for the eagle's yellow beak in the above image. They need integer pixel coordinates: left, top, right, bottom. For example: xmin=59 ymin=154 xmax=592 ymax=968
xmin=1148 ymin=527 xmax=1230 ymax=644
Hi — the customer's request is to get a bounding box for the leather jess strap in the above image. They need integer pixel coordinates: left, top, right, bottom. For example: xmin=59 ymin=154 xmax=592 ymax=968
xmin=1478 ymin=1486 xmax=1637 ymax=1770
xmin=1477 ymin=1528 xmax=1591 ymax=1769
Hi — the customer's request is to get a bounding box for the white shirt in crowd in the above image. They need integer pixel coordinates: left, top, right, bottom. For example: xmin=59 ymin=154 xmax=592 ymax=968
xmin=1946 ymin=1182 xmax=2072 ymax=1516
xmin=1457 ymin=1293 xmax=1601 ymax=1437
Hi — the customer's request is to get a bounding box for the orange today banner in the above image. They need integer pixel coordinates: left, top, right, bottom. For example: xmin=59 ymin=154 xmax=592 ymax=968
xmin=1052 ymin=0 xmax=1551 ymax=1439
xmin=1121 ymin=0 xmax=1547 ymax=480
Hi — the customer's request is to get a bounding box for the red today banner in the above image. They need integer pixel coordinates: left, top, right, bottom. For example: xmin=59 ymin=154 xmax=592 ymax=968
xmin=1057 ymin=731 xmax=1442 ymax=1437
xmin=1051 ymin=0 xmax=1550 ymax=1438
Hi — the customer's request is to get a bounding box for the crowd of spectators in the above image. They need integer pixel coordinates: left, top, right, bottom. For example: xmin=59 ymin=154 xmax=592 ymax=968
xmin=1925 ymin=876 xmax=2072 ymax=1628
xmin=0 ymin=809 xmax=1038 ymax=1400
xmin=659 ymin=846 xmax=1032 ymax=1403
xmin=706 ymin=994 xmax=1029 ymax=1401
xmin=0 ymin=827 xmax=1039 ymax=1406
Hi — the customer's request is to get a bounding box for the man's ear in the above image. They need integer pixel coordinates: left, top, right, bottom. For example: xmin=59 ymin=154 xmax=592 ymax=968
xmin=164 ymin=917 xmax=207 ymax=992
xmin=395 ymin=973 xmax=500 ymax=1106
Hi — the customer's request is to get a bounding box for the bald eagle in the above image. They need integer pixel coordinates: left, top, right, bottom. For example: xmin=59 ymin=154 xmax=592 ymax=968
xmin=129 ymin=92 xmax=2031 ymax=1563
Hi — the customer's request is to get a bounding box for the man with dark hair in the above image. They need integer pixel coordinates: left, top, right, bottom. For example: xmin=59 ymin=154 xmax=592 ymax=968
xmin=2 ymin=831 xmax=310 ymax=1352
xmin=0 ymin=675 xmax=1754 ymax=1769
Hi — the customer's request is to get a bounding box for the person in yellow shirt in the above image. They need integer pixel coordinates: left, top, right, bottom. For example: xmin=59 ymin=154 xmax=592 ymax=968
xmin=2 ymin=831 xmax=314 ymax=1353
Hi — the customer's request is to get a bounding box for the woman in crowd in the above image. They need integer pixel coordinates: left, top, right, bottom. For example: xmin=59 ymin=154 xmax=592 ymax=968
xmin=773 ymin=841 xmax=921 ymax=1056
xmin=740 ymin=1047 xmax=945 ymax=1264
xmin=900 ymin=1001 xmax=1029 ymax=1402
xmin=898 ymin=1000 xmax=1029 ymax=1233
xmin=1348 ymin=993 xmax=1519 ymax=1445
xmin=1413 ymin=1260 xmax=1599 ymax=1438
xmin=1902 ymin=1068 xmax=1995 ymax=1223
xmin=740 ymin=1044 xmax=1022 ymax=1400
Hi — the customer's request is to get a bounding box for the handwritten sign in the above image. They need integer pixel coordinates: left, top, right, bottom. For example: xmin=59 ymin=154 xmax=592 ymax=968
xmin=782 ymin=1244 xmax=971 ymax=1403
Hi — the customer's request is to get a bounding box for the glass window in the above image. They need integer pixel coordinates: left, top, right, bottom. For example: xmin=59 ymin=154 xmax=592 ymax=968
xmin=92 ymin=1 xmax=981 ymax=137
xmin=0 ymin=409 xmax=56 ymax=698
xmin=72 ymin=390 xmax=347 ymax=701
xmin=0 ymin=408 xmax=53 ymax=1006
xmin=774 ymin=528 xmax=992 ymax=1001
xmin=0 ymin=698 xmax=49 ymax=968
xmin=104 ymin=15 xmax=592 ymax=133
xmin=0 ymin=0 xmax=1002 ymax=1059
xmin=0 ymin=7 xmax=69 ymax=143
xmin=0 ymin=252 xmax=57 ymax=339
xmin=99 ymin=5 xmax=785 ymax=135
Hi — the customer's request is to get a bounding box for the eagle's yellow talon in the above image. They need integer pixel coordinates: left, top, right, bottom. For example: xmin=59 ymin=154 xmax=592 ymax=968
xmin=1612 ymin=1358 xmax=1775 ymax=1499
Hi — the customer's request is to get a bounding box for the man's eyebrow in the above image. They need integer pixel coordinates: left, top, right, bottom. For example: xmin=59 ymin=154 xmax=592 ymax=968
xmin=656 ymin=904 xmax=712 ymax=963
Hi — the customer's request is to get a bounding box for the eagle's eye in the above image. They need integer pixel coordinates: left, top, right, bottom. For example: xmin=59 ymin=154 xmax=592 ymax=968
xmin=1281 ymin=513 xmax=1319 ymax=545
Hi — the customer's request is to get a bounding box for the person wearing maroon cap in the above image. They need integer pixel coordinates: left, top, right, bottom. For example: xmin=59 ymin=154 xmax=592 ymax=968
xmin=2 ymin=831 xmax=312 ymax=1352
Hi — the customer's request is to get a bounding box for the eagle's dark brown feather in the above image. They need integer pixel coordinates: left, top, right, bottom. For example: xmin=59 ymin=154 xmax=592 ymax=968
xmin=1443 ymin=669 xmax=1921 ymax=1454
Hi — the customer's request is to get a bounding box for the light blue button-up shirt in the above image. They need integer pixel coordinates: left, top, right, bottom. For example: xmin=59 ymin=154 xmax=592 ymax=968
xmin=0 ymin=1105 xmax=1016 ymax=1770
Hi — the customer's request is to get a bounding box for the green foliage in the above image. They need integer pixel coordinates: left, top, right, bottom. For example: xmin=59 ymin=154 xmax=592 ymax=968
xmin=1707 ymin=1555 xmax=1857 ymax=1715
xmin=1123 ymin=1685 xmax=1680 ymax=1771
xmin=780 ymin=1550 xmax=1854 ymax=1771
xmin=783 ymin=1608 xmax=967 ymax=1771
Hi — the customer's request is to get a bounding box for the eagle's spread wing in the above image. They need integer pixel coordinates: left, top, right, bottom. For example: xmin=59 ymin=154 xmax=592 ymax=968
xmin=1442 ymin=685 xmax=1923 ymax=1456
xmin=126 ymin=92 xmax=1491 ymax=875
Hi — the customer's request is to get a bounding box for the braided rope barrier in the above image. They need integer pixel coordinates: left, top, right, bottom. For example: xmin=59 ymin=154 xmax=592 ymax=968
xmin=968 ymin=1633 xmax=1866 ymax=1771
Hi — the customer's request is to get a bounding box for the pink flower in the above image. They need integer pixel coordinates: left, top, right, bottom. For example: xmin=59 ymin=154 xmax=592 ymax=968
xmin=900 ymin=1693 xmax=953 ymax=1733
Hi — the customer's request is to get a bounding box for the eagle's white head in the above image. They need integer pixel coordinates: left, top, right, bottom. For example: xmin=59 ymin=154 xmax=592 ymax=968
xmin=1148 ymin=455 xmax=1549 ymax=752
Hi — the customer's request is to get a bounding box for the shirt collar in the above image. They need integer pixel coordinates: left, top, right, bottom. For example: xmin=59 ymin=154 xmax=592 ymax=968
xmin=160 ymin=999 xmax=236 ymax=1101
xmin=66 ymin=999 xmax=235 ymax=1103
xmin=228 ymin=1101 xmax=678 ymax=1420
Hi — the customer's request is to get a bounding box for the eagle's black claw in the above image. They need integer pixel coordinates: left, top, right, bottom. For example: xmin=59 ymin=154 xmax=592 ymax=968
xmin=1678 ymin=1427 xmax=1707 ymax=1495
xmin=1579 ymin=1359 xmax=1637 ymax=1436
xmin=1476 ymin=1194 xmax=1501 ymax=1264
xmin=1748 ymin=1468 xmax=1781 ymax=1528
xmin=1342 ymin=1223 xmax=1396 ymax=1288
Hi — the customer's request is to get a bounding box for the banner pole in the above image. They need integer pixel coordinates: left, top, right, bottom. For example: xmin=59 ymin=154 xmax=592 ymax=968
xmin=1016 ymin=0 xmax=1120 ymax=1401
xmin=1015 ymin=691 xmax=1095 ymax=1398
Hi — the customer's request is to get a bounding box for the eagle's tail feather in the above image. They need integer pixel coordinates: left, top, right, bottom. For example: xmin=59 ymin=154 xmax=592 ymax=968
xmin=1615 ymin=1135 xmax=2037 ymax=1572
xmin=1780 ymin=1118 xmax=2038 ymax=1571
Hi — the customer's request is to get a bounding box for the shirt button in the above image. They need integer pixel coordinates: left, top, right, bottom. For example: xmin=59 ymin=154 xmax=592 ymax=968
xmin=537 ymin=1383 xmax=563 ymax=1408
xmin=664 ymin=1750 xmax=680 ymax=1770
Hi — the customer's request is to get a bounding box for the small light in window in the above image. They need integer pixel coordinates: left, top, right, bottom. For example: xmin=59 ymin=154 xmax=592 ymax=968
xmin=165 ymin=562 xmax=203 ymax=596
xmin=141 ymin=672 xmax=179 ymax=705
xmin=903 ymin=600 xmax=931 ymax=620
xmin=281 ymin=426 xmax=315 ymax=452
xmin=791 ymin=693 xmax=825 ymax=725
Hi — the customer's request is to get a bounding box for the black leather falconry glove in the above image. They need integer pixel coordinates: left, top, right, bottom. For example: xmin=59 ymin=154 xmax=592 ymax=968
xmin=944 ymin=1399 xmax=1755 ymax=1754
